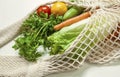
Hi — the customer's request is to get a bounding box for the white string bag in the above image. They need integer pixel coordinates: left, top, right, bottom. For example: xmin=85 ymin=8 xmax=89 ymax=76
xmin=0 ymin=0 xmax=120 ymax=77
xmin=42 ymin=7 xmax=120 ymax=76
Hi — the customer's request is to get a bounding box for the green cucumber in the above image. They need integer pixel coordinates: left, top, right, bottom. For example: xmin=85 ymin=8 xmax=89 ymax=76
xmin=63 ymin=6 xmax=84 ymax=20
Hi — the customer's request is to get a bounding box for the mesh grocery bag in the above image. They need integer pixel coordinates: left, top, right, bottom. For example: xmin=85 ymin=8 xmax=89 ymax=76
xmin=0 ymin=0 xmax=120 ymax=77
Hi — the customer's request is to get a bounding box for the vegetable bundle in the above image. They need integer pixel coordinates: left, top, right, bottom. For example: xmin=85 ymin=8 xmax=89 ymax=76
xmin=13 ymin=1 xmax=87 ymax=61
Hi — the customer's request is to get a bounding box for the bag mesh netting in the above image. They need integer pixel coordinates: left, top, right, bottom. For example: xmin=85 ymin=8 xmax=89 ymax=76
xmin=0 ymin=0 xmax=120 ymax=77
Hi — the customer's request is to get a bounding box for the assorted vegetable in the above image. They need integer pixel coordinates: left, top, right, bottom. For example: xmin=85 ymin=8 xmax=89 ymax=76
xmin=37 ymin=5 xmax=51 ymax=16
xmin=13 ymin=1 xmax=93 ymax=62
xmin=51 ymin=2 xmax=68 ymax=15
xmin=54 ymin=11 xmax=91 ymax=30
xmin=107 ymin=23 xmax=120 ymax=41
xmin=63 ymin=6 xmax=85 ymax=20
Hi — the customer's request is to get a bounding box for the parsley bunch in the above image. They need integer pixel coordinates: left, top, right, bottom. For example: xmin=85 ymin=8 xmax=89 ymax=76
xmin=13 ymin=12 xmax=63 ymax=62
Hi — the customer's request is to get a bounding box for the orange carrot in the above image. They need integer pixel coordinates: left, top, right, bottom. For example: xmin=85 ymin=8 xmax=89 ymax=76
xmin=54 ymin=11 xmax=91 ymax=30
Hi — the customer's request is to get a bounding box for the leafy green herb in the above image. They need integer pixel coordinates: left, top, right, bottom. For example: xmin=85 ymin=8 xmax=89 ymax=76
xmin=13 ymin=12 xmax=63 ymax=62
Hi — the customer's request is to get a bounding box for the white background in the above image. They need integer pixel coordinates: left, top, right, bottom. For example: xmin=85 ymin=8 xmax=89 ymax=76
xmin=0 ymin=0 xmax=120 ymax=77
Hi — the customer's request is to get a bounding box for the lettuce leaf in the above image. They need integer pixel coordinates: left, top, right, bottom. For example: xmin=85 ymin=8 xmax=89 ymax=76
xmin=48 ymin=18 xmax=90 ymax=55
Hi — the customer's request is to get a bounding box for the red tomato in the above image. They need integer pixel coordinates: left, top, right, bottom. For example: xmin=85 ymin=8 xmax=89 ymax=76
xmin=37 ymin=5 xmax=51 ymax=15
